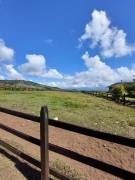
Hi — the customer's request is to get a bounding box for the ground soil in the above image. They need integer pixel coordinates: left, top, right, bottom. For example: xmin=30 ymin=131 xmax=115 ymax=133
xmin=0 ymin=112 xmax=135 ymax=180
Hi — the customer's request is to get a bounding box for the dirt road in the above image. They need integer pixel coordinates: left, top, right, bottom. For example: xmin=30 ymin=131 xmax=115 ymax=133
xmin=0 ymin=112 xmax=135 ymax=179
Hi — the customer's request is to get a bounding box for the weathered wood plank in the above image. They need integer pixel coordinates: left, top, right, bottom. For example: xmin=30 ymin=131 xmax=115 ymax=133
xmin=49 ymin=143 xmax=135 ymax=179
xmin=40 ymin=106 xmax=49 ymax=180
xmin=0 ymin=123 xmax=40 ymax=146
xmin=0 ymin=106 xmax=135 ymax=148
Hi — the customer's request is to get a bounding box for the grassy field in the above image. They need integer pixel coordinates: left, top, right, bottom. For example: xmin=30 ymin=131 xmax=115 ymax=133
xmin=0 ymin=90 xmax=135 ymax=138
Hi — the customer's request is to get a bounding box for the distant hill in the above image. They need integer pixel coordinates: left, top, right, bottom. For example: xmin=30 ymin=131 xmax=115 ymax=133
xmin=0 ymin=80 xmax=62 ymax=91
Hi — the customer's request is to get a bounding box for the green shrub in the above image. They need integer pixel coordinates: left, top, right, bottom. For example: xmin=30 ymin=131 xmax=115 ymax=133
xmin=128 ymin=90 xmax=135 ymax=98
xmin=111 ymin=84 xmax=128 ymax=101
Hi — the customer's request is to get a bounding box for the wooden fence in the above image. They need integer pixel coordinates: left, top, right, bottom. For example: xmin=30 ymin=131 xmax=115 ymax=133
xmin=0 ymin=106 xmax=135 ymax=179
xmin=87 ymin=91 xmax=135 ymax=107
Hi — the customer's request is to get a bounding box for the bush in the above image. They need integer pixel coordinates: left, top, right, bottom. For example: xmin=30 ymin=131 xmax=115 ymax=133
xmin=111 ymin=85 xmax=128 ymax=101
xmin=128 ymin=90 xmax=135 ymax=98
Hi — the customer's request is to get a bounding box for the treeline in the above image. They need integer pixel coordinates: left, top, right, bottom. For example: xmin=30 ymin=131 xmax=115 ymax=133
xmin=81 ymin=82 xmax=135 ymax=107
xmin=110 ymin=82 xmax=135 ymax=100
xmin=124 ymin=83 xmax=135 ymax=97
xmin=0 ymin=86 xmax=46 ymax=91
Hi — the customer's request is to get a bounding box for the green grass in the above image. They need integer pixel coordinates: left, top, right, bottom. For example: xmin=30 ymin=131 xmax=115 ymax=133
xmin=126 ymin=97 xmax=135 ymax=101
xmin=127 ymin=120 xmax=135 ymax=127
xmin=0 ymin=90 xmax=135 ymax=138
xmin=50 ymin=159 xmax=85 ymax=180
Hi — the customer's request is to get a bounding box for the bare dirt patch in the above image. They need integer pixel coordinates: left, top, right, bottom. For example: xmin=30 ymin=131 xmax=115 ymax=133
xmin=0 ymin=112 xmax=135 ymax=179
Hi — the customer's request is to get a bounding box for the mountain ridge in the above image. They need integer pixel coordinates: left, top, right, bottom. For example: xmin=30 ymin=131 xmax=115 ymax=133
xmin=0 ymin=80 xmax=62 ymax=91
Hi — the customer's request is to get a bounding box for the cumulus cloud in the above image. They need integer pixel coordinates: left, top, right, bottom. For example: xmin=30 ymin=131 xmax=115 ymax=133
xmin=43 ymin=69 xmax=63 ymax=79
xmin=20 ymin=54 xmax=63 ymax=79
xmin=5 ymin=64 xmax=23 ymax=80
xmin=79 ymin=10 xmax=135 ymax=58
xmin=0 ymin=39 xmax=14 ymax=61
xmin=20 ymin=54 xmax=46 ymax=76
xmin=0 ymin=74 xmax=4 ymax=80
xmin=0 ymin=39 xmax=19 ymax=80
xmin=49 ymin=52 xmax=135 ymax=89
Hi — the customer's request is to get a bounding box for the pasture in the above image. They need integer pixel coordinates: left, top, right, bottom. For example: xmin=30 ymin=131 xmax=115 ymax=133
xmin=0 ymin=90 xmax=135 ymax=138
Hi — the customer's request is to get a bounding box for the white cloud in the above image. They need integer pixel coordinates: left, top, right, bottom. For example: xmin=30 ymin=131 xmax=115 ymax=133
xmin=0 ymin=51 xmax=133 ymax=89
xmin=46 ymin=81 xmax=58 ymax=87
xmin=20 ymin=54 xmax=63 ymax=79
xmin=20 ymin=54 xmax=46 ymax=76
xmin=43 ymin=69 xmax=63 ymax=79
xmin=5 ymin=64 xmax=23 ymax=80
xmin=49 ymin=52 xmax=135 ymax=89
xmin=0 ymin=39 xmax=22 ymax=80
xmin=79 ymin=10 xmax=135 ymax=58
xmin=0 ymin=74 xmax=4 ymax=80
xmin=0 ymin=39 xmax=14 ymax=61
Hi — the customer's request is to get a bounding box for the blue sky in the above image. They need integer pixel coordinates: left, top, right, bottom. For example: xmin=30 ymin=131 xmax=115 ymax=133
xmin=0 ymin=0 xmax=135 ymax=89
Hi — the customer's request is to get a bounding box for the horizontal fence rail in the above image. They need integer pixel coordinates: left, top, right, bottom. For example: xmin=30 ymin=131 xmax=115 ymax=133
xmin=0 ymin=106 xmax=40 ymax=122
xmin=0 ymin=106 xmax=135 ymax=179
xmin=0 ymin=123 xmax=40 ymax=146
xmin=0 ymin=139 xmax=70 ymax=180
xmin=0 ymin=106 xmax=135 ymax=147
xmin=49 ymin=119 xmax=135 ymax=148
xmin=49 ymin=143 xmax=135 ymax=179
xmin=1 ymin=122 xmax=135 ymax=178
xmin=0 ymin=139 xmax=40 ymax=168
xmin=1 ymin=138 xmax=135 ymax=179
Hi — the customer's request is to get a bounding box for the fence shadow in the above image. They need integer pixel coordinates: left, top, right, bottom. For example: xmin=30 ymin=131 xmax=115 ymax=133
xmin=0 ymin=106 xmax=135 ymax=179
xmin=0 ymin=147 xmax=41 ymax=180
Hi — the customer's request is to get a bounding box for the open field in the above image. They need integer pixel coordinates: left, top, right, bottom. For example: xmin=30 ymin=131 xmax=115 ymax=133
xmin=0 ymin=90 xmax=135 ymax=138
xmin=0 ymin=90 xmax=135 ymax=179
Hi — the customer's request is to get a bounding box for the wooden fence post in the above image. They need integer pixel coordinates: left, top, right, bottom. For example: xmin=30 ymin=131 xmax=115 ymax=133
xmin=40 ymin=106 xmax=49 ymax=180
xmin=123 ymin=94 xmax=126 ymax=105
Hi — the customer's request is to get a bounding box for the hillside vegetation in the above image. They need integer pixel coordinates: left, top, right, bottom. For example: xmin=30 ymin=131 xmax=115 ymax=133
xmin=0 ymin=90 xmax=135 ymax=138
xmin=109 ymin=82 xmax=135 ymax=97
xmin=0 ymin=80 xmax=61 ymax=91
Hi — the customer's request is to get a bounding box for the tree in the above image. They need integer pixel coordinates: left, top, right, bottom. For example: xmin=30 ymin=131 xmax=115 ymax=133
xmin=111 ymin=84 xmax=128 ymax=102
